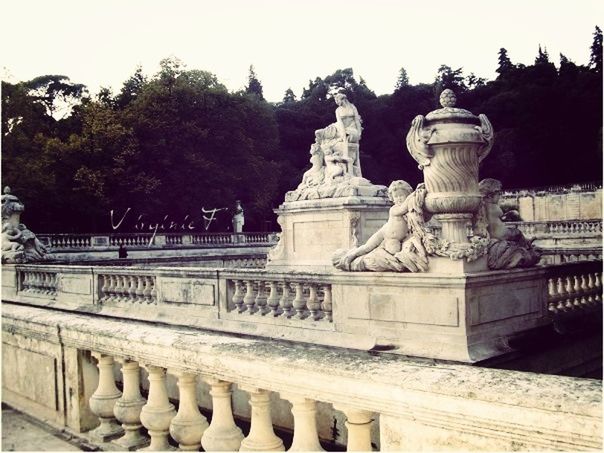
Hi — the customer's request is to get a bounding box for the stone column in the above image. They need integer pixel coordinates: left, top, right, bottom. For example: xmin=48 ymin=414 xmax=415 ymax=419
xmin=239 ymin=386 xmax=284 ymax=451
xmin=140 ymin=365 xmax=176 ymax=451
xmin=113 ymin=359 xmax=148 ymax=450
xmin=200 ymin=377 xmax=244 ymax=451
xmin=334 ymin=405 xmax=373 ymax=451
xmin=88 ymin=353 xmax=123 ymax=441
xmin=281 ymin=394 xmax=324 ymax=452
xmin=168 ymin=370 xmax=209 ymax=451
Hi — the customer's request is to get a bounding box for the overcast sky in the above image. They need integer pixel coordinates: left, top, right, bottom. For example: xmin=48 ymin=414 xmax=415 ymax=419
xmin=1 ymin=0 xmax=602 ymax=102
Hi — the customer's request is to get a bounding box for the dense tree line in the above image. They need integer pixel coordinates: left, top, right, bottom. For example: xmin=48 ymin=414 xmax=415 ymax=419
xmin=2 ymin=28 xmax=601 ymax=233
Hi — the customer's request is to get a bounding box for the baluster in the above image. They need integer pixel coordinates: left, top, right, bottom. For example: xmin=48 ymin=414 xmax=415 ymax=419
xmin=239 ymin=386 xmax=284 ymax=451
xmin=282 ymin=394 xmax=324 ymax=452
xmin=142 ymin=276 xmax=152 ymax=303
xmin=572 ymin=276 xmax=582 ymax=307
xmin=116 ymin=275 xmax=126 ymax=303
xmin=140 ymin=365 xmax=176 ymax=451
xmin=586 ymin=273 xmax=596 ymax=305
xmin=89 ymin=353 xmax=123 ymax=441
xmin=594 ymin=273 xmax=602 ymax=303
xmin=100 ymin=275 xmax=109 ymax=301
xmin=232 ymin=280 xmax=246 ymax=313
xmin=244 ymin=280 xmax=258 ymax=314
xmin=267 ymin=281 xmax=281 ymax=316
xmin=307 ymin=284 xmax=322 ymax=321
xmin=334 ymin=405 xmax=373 ymax=452
xmin=21 ymin=272 xmax=30 ymax=292
xmin=556 ymin=277 xmax=566 ymax=312
xmin=292 ymin=283 xmax=308 ymax=319
xmin=135 ymin=276 xmax=145 ymax=303
xmin=149 ymin=276 xmax=158 ymax=304
xmin=579 ymin=275 xmax=589 ymax=306
xmin=114 ymin=359 xmax=148 ymax=450
xmin=32 ymin=272 xmax=40 ymax=294
xmin=169 ymin=371 xmax=209 ymax=451
xmin=321 ymin=286 xmax=333 ymax=322
xmin=280 ymin=282 xmax=294 ymax=318
xmin=127 ymin=275 xmax=137 ymax=302
xmin=547 ymin=278 xmax=558 ymax=313
xmin=564 ymin=277 xmax=574 ymax=309
xmin=200 ymin=378 xmax=244 ymax=452
xmin=255 ymin=281 xmax=269 ymax=315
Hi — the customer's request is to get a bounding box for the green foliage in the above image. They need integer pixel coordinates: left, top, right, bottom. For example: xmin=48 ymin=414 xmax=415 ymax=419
xmin=590 ymin=26 xmax=602 ymax=73
xmin=394 ymin=67 xmax=410 ymax=90
xmin=246 ymin=65 xmax=264 ymax=100
xmin=2 ymin=31 xmax=602 ymax=233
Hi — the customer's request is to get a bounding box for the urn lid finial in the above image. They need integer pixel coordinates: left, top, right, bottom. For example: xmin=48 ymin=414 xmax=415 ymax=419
xmin=439 ymin=89 xmax=457 ymax=108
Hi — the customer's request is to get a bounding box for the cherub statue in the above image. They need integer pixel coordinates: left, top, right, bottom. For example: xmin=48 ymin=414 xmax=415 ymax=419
xmin=475 ymin=178 xmax=540 ymax=269
xmin=1 ymin=187 xmax=48 ymax=263
xmin=332 ymin=181 xmax=429 ymax=272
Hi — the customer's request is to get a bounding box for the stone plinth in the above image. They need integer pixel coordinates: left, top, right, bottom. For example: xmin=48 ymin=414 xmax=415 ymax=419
xmin=266 ymin=196 xmax=391 ymax=271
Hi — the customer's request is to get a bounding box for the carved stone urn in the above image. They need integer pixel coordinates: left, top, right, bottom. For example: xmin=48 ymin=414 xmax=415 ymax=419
xmin=406 ymin=89 xmax=494 ymax=244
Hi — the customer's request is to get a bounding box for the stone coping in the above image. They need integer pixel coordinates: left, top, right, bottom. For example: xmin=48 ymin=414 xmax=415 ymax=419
xmin=2 ymin=303 xmax=601 ymax=450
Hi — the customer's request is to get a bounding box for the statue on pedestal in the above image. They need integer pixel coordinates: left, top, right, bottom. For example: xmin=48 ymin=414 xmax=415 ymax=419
xmin=332 ymin=90 xmax=540 ymax=273
xmin=232 ymin=200 xmax=244 ymax=233
xmin=285 ymin=93 xmax=386 ymax=202
xmin=1 ymin=187 xmax=48 ymax=263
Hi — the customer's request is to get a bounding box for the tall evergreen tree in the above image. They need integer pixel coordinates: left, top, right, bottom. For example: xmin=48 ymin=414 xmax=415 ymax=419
xmin=535 ymin=45 xmax=550 ymax=64
xmin=496 ymin=48 xmax=514 ymax=77
xmin=282 ymin=88 xmax=296 ymax=103
xmin=589 ymin=25 xmax=602 ymax=73
xmin=394 ymin=67 xmax=410 ymax=90
xmin=246 ymin=65 xmax=264 ymax=100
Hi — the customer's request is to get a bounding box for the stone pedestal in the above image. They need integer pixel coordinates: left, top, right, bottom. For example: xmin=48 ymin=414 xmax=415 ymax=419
xmin=267 ymin=196 xmax=391 ymax=271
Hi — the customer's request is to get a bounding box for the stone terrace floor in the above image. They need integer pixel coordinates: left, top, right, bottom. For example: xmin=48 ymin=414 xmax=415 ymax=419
xmin=1 ymin=404 xmax=97 ymax=451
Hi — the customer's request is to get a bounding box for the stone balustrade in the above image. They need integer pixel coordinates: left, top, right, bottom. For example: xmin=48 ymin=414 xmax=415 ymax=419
xmin=508 ymin=219 xmax=603 ymax=237
xmin=2 ymin=303 xmax=601 ymax=451
xmin=2 ymin=260 xmax=602 ymax=363
xmin=19 ymin=269 xmax=59 ymax=296
xmin=547 ymin=269 xmax=602 ymax=315
xmin=230 ymin=278 xmax=333 ymax=321
xmin=37 ymin=232 xmax=278 ymax=251
xmin=99 ymin=274 xmax=158 ymax=305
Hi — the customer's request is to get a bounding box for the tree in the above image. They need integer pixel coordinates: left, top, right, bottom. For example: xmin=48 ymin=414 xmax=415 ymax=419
xmin=535 ymin=45 xmax=550 ymax=64
xmin=116 ymin=65 xmax=146 ymax=108
xmin=282 ymin=88 xmax=297 ymax=103
xmin=24 ymin=75 xmax=87 ymax=118
xmin=496 ymin=48 xmax=514 ymax=77
xmin=245 ymin=65 xmax=264 ymax=100
xmin=589 ymin=25 xmax=602 ymax=73
xmin=433 ymin=65 xmax=466 ymax=100
xmin=394 ymin=67 xmax=410 ymax=90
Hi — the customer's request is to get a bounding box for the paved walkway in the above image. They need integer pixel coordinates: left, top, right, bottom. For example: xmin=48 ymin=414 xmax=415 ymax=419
xmin=2 ymin=405 xmax=85 ymax=451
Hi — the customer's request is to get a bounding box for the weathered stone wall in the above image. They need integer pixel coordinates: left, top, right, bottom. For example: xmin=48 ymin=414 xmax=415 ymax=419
xmin=501 ymin=185 xmax=602 ymax=222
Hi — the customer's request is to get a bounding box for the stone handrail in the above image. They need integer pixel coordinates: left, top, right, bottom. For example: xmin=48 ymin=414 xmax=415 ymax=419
xmin=507 ymin=219 xmax=603 ymax=238
xmin=37 ymin=232 xmax=279 ymax=251
xmin=3 ymin=260 xmax=602 ymax=363
xmin=2 ymin=303 xmax=601 ymax=451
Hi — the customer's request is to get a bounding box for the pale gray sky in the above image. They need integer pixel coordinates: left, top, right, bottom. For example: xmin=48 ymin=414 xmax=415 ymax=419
xmin=1 ymin=0 xmax=602 ymax=102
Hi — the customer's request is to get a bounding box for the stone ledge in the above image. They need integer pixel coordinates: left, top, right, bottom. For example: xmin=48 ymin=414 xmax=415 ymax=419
xmin=2 ymin=303 xmax=601 ymax=451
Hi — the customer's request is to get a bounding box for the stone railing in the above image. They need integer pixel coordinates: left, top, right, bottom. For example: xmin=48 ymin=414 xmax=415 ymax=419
xmin=3 ymin=260 xmax=602 ymax=363
xmin=2 ymin=303 xmax=601 ymax=451
xmin=508 ymin=220 xmax=603 ymax=237
xmin=546 ymin=268 xmax=602 ymax=315
xmin=37 ymin=232 xmax=278 ymax=251
xmin=502 ymin=181 xmax=602 ymax=196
